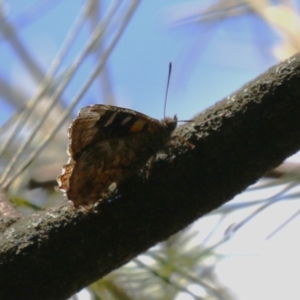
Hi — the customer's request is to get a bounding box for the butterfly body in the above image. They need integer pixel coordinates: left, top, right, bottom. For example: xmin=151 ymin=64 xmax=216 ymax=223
xmin=57 ymin=105 xmax=177 ymax=209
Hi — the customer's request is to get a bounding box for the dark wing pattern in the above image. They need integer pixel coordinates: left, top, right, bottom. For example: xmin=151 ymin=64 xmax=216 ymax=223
xmin=68 ymin=105 xmax=170 ymax=160
xmin=57 ymin=104 xmax=177 ymax=209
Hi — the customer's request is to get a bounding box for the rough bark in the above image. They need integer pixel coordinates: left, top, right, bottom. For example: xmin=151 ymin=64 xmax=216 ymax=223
xmin=1 ymin=53 xmax=300 ymax=300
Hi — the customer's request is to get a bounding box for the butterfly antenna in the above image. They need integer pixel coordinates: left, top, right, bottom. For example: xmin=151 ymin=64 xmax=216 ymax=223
xmin=163 ymin=63 xmax=195 ymax=123
xmin=164 ymin=62 xmax=172 ymax=118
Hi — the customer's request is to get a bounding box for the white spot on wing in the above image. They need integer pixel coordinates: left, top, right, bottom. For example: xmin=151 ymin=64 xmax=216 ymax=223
xmin=105 ymin=112 xmax=118 ymax=127
xmin=121 ymin=116 xmax=132 ymax=125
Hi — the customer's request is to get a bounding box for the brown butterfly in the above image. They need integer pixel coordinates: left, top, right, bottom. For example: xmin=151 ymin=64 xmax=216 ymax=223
xmin=57 ymin=104 xmax=177 ymax=210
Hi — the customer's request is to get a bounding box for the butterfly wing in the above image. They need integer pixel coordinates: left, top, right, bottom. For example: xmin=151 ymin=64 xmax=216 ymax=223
xmin=62 ymin=133 xmax=155 ymax=208
xmin=68 ymin=105 xmax=164 ymax=160
xmin=58 ymin=104 xmax=177 ymax=209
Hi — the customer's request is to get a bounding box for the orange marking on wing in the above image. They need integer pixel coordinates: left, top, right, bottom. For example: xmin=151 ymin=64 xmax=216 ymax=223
xmin=129 ymin=120 xmax=154 ymax=133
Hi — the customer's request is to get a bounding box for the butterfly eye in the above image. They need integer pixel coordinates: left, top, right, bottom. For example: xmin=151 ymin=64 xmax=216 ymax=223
xmin=167 ymin=121 xmax=177 ymax=132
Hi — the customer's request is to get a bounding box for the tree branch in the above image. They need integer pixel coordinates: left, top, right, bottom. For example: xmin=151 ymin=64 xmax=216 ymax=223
xmin=1 ymin=53 xmax=300 ymax=299
xmin=0 ymin=188 xmax=21 ymax=232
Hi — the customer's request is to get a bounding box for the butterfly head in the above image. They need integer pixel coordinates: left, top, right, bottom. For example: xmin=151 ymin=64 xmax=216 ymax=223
xmin=162 ymin=114 xmax=178 ymax=133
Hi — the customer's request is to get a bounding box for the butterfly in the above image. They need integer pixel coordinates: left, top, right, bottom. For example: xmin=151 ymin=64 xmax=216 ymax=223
xmin=56 ymin=104 xmax=178 ymax=210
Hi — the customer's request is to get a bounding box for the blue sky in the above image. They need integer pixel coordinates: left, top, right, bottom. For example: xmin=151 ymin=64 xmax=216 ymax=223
xmin=0 ymin=0 xmax=280 ymax=124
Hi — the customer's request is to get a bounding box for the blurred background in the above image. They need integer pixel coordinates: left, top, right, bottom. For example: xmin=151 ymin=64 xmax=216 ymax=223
xmin=1 ymin=0 xmax=300 ymax=299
